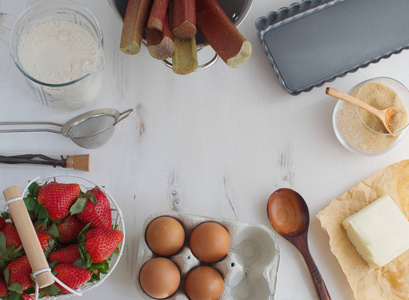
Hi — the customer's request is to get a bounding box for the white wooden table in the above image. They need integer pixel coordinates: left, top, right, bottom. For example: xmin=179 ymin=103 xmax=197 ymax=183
xmin=1 ymin=0 xmax=409 ymax=299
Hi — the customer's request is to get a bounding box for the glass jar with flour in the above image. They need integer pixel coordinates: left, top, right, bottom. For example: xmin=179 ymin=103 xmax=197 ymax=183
xmin=6 ymin=0 xmax=105 ymax=112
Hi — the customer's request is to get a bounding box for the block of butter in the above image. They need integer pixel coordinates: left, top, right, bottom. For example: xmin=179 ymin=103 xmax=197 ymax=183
xmin=342 ymin=194 xmax=409 ymax=268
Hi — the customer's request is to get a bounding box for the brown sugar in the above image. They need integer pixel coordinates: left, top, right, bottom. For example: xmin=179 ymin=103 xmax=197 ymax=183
xmin=357 ymin=83 xmax=408 ymax=134
xmin=335 ymin=82 xmax=408 ymax=154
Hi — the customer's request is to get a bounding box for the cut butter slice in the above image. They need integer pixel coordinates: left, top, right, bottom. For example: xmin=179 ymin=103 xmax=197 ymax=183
xmin=342 ymin=194 xmax=409 ymax=268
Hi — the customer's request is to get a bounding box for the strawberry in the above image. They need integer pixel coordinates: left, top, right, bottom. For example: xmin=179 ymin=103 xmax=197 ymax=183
xmin=0 ymin=224 xmax=24 ymax=269
xmin=53 ymin=264 xmax=91 ymax=294
xmin=0 ymin=218 xmax=6 ymax=232
xmin=20 ymin=292 xmax=35 ymax=300
xmin=0 ymin=277 xmax=7 ymax=296
xmin=36 ymin=232 xmax=55 ymax=254
xmin=37 ymin=182 xmax=80 ymax=221
xmin=48 ymin=244 xmax=80 ymax=265
xmin=6 ymin=255 xmax=34 ymax=290
xmin=33 ymin=221 xmax=48 ymax=232
xmin=57 ymin=216 xmax=85 ymax=243
xmin=80 ymin=227 xmax=123 ymax=264
xmin=2 ymin=224 xmax=22 ymax=251
xmin=71 ymin=189 xmax=112 ymax=229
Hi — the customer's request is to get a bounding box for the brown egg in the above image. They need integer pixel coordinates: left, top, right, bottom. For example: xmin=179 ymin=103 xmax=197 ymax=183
xmin=185 ymin=266 xmax=224 ymax=300
xmin=189 ymin=222 xmax=230 ymax=263
xmin=139 ymin=257 xmax=180 ymax=299
xmin=146 ymin=216 xmax=185 ymax=256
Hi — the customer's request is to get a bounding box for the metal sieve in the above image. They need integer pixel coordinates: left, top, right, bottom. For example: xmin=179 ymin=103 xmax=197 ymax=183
xmin=0 ymin=108 xmax=133 ymax=149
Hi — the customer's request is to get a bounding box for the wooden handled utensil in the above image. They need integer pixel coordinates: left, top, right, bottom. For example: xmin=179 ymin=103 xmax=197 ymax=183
xmin=267 ymin=188 xmax=331 ymax=300
xmin=3 ymin=186 xmax=54 ymax=288
xmin=326 ymin=87 xmax=398 ymax=134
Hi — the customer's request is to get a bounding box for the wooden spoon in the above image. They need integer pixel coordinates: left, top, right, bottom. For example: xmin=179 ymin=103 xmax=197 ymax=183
xmin=326 ymin=87 xmax=398 ymax=134
xmin=267 ymin=188 xmax=331 ymax=300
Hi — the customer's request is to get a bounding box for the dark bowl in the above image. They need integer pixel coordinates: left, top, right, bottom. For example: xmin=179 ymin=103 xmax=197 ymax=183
xmin=108 ymin=0 xmax=253 ymax=47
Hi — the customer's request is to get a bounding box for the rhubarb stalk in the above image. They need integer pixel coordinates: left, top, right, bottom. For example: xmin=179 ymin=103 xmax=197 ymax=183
xmin=120 ymin=0 xmax=151 ymax=55
xmin=146 ymin=14 xmax=174 ymax=60
xmin=196 ymin=0 xmax=251 ymax=68
xmin=172 ymin=37 xmax=198 ymax=75
xmin=147 ymin=0 xmax=170 ymax=31
xmin=172 ymin=0 xmax=196 ymax=39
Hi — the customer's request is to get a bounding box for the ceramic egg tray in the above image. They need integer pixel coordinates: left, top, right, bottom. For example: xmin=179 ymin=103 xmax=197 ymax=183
xmin=135 ymin=212 xmax=280 ymax=300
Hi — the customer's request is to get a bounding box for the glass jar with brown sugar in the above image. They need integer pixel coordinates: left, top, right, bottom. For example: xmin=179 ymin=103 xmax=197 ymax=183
xmin=333 ymin=77 xmax=409 ymax=155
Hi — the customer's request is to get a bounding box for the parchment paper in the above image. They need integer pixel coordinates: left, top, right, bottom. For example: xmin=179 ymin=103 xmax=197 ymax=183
xmin=317 ymin=160 xmax=409 ymax=300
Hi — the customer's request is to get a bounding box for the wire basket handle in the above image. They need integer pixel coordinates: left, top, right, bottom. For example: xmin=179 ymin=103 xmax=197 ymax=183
xmin=3 ymin=186 xmax=54 ymax=288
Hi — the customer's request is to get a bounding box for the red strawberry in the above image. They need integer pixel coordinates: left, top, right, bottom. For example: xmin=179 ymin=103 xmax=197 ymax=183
xmin=37 ymin=182 xmax=80 ymax=221
xmin=6 ymin=255 xmax=34 ymax=290
xmin=57 ymin=216 xmax=85 ymax=243
xmin=20 ymin=292 xmax=35 ymax=300
xmin=83 ymin=227 xmax=123 ymax=264
xmin=0 ymin=277 xmax=7 ymax=296
xmin=33 ymin=221 xmax=48 ymax=232
xmin=37 ymin=232 xmax=55 ymax=253
xmin=53 ymin=264 xmax=91 ymax=294
xmin=2 ymin=223 xmax=22 ymax=251
xmin=74 ymin=189 xmax=112 ymax=229
xmin=48 ymin=244 xmax=81 ymax=265
xmin=0 ymin=224 xmax=23 ymax=266
xmin=0 ymin=217 xmax=6 ymax=231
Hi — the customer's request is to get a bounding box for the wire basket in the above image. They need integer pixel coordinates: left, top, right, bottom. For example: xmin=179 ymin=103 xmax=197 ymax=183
xmin=21 ymin=174 xmax=126 ymax=299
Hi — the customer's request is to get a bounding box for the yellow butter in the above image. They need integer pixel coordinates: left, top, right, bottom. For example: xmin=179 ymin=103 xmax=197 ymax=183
xmin=342 ymin=195 xmax=409 ymax=268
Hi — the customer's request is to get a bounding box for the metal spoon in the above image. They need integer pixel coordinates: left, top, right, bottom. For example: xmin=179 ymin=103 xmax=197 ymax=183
xmin=267 ymin=188 xmax=331 ymax=300
xmin=326 ymin=87 xmax=398 ymax=134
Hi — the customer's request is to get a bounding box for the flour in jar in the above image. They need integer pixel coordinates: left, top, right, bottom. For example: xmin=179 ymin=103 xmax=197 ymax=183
xmin=21 ymin=21 xmax=98 ymax=84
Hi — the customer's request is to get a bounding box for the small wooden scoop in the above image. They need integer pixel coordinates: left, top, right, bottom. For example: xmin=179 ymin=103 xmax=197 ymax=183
xmin=326 ymin=87 xmax=399 ymax=134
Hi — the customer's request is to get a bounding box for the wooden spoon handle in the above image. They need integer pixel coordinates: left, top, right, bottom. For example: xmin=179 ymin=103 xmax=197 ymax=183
xmin=3 ymin=186 xmax=54 ymax=288
xmin=326 ymin=87 xmax=381 ymax=117
xmin=293 ymin=237 xmax=331 ymax=300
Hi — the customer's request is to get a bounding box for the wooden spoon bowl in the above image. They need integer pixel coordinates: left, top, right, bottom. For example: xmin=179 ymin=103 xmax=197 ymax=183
xmin=267 ymin=188 xmax=309 ymax=239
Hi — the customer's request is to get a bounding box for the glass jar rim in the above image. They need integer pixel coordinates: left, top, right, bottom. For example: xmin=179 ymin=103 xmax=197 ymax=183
xmin=9 ymin=0 xmax=104 ymax=87
xmin=355 ymin=77 xmax=409 ymax=136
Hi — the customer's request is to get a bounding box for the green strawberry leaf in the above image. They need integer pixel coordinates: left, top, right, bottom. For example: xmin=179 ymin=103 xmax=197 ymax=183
xmin=4 ymin=269 xmax=9 ymax=285
xmin=90 ymin=271 xmax=100 ymax=282
xmin=0 ymin=232 xmax=6 ymax=250
xmin=88 ymin=261 xmax=109 ymax=282
xmin=8 ymin=283 xmax=23 ymax=294
xmin=25 ymin=287 xmax=35 ymax=295
xmin=92 ymin=261 xmax=109 ymax=273
xmin=73 ymin=257 xmax=87 ymax=269
xmin=76 ymin=244 xmax=92 ymax=269
xmin=75 ymin=222 xmax=93 ymax=268
xmin=69 ymin=197 xmax=88 ymax=215
xmin=0 ymin=258 xmax=6 ymax=271
xmin=27 ymin=182 xmax=40 ymax=198
xmin=8 ymin=291 xmax=22 ymax=300
xmin=36 ymin=204 xmax=48 ymax=220
xmin=77 ymin=223 xmax=91 ymax=244
xmin=39 ymin=284 xmax=60 ymax=297
xmin=44 ymin=238 xmax=56 ymax=256
xmin=46 ymin=223 xmax=59 ymax=238
xmin=87 ymin=193 xmax=97 ymax=204
xmin=48 ymin=260 xmax=57 ymax=271
xmin=23 ymin=196 xmax=37 ymax=211
xmin=1 ymin=212 xmax=10 ymax=220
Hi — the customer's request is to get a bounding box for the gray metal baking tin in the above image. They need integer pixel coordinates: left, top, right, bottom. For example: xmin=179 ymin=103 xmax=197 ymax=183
xmin=256 ymin=0 xmax=409 ymax=95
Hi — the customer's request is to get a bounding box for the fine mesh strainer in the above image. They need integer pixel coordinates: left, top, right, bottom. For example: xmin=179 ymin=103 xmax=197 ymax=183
xmin=0 ymin=108 xmax=133 ymax=149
